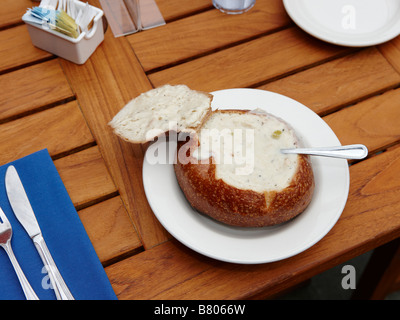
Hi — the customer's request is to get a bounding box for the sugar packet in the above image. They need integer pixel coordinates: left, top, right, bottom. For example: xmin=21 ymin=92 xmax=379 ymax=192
xmin=25 ymin=0 xmax=98 ymax=39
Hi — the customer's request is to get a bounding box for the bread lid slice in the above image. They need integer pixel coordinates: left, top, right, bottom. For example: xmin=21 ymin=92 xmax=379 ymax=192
xmin=109 ymin=84 xmax=213 ymax=144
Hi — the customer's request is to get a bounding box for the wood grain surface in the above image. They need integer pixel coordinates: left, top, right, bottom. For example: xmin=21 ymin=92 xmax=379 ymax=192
xmin=0 ymin=60 xmax=74 ymax=121
xmin=147 ymin=27 xmax=352 ymax=91
xmin=2 ymin=0 xmax=400 ymax=300
xmin=129 ymin=0 xmax=291 ymax=71
xmin=261 ymin=48 xmax=400 ymax=116
xmin=0 ymin=0 xmax=32 ymax=28
xmin=0 ymin=101 xmax=94 ymax=164
xmin=59 ymin=20 xmax=169 ymax=249
xmin=0 ymin=25 xmax=52 ymax=73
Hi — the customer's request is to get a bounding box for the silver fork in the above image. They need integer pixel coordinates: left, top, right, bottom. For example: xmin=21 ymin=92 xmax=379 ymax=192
xmin=0 ymin=207 xmax=39 ymax=300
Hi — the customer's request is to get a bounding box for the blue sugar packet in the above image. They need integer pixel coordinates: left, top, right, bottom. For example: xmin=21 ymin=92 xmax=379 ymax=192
xmin=30 ymin=7 xmax=58 ymax=24
xmin=24 ymin=9 xmax=46 ymax=25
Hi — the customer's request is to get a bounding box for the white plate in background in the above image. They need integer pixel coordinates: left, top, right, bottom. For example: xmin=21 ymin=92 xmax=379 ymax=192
xmin=283 ymin=0 xmax=400 ymax=46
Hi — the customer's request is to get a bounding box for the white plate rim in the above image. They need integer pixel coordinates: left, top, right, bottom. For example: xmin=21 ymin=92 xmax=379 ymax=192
xmin=142 ymin=88 xmax=350 ymax=264
xmin=283 ymin=0 xmax=400 ymax=47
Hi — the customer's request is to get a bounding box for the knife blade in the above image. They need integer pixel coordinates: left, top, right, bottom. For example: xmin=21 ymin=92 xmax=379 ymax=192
xmin=5 ymin=165 xmax=74 ymax=300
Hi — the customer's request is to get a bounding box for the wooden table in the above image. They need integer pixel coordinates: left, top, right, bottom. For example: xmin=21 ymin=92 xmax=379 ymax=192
xmin=1 ymin=0 xmax=400 ymax=300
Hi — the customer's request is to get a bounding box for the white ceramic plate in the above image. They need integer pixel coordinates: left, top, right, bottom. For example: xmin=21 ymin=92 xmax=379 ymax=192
xmin=142 ymin=89 xmax=349 ymax=264
xmin=283 ymin=0 xmax=400 ymax=47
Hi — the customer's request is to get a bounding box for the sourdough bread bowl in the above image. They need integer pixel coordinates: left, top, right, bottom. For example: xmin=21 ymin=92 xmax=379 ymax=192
xmin=174 ymin=109 xmax=315 ymax=227
xmin=109 ymin=85 xmax=315 ymax=227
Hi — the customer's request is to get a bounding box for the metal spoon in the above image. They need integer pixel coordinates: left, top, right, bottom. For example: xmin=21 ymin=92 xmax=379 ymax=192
xmin=281 ymin=144 xmax=368 ymax=160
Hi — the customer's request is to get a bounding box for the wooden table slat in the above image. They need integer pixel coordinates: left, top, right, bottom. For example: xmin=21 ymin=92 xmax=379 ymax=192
xmin=0 ymin=25 xmax=52 ymax=73
xmin=260 ymin=47 xmax=400 ymax=116
xmin=379 ymin=35 xmax=400 ymax=75
xmin=54 ymin=146 xmax=117 ymax=209
xmin=155 ymin=0 xmax=213 ymax=22
xmin=78 ymin=196 xmax=143 ymax=265
xmin=0 ymin=0 xmax=32 ymax=29
xmin=0 ymin=59 xmax=74 ymax=122
xmin=60 ymin=26 xmax=170 ymax=249
xmin=0 ymin=101 xmax=94 ymax=165
xmin=148 ymin=27 xmax=353 ymax=92
xmin=128 ymin=0 xmax=291 ymax=71
xmin=324 ymin=87 xmax=400 ymax=153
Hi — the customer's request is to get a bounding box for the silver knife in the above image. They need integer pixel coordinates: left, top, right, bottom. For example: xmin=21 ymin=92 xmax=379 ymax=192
xmin=5 ymin=165 xmax=74 ymax=300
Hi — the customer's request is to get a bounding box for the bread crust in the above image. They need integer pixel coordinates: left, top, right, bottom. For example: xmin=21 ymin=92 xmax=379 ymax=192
xmin=174 ymin=110 xmax=315 ymax=227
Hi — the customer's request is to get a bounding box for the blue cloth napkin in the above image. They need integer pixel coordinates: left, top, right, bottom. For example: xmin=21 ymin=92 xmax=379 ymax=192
xmin=0 ymin=149 xmax=117 ymax=300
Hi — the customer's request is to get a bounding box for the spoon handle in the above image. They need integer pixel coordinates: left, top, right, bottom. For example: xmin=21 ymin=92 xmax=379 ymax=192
xmin=281 ymin=144 xmax=368 ymax=160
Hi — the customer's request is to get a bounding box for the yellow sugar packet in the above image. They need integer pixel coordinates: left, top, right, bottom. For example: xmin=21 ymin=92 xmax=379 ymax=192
xmin=56 ymin=9 xmax=79 ymax=38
